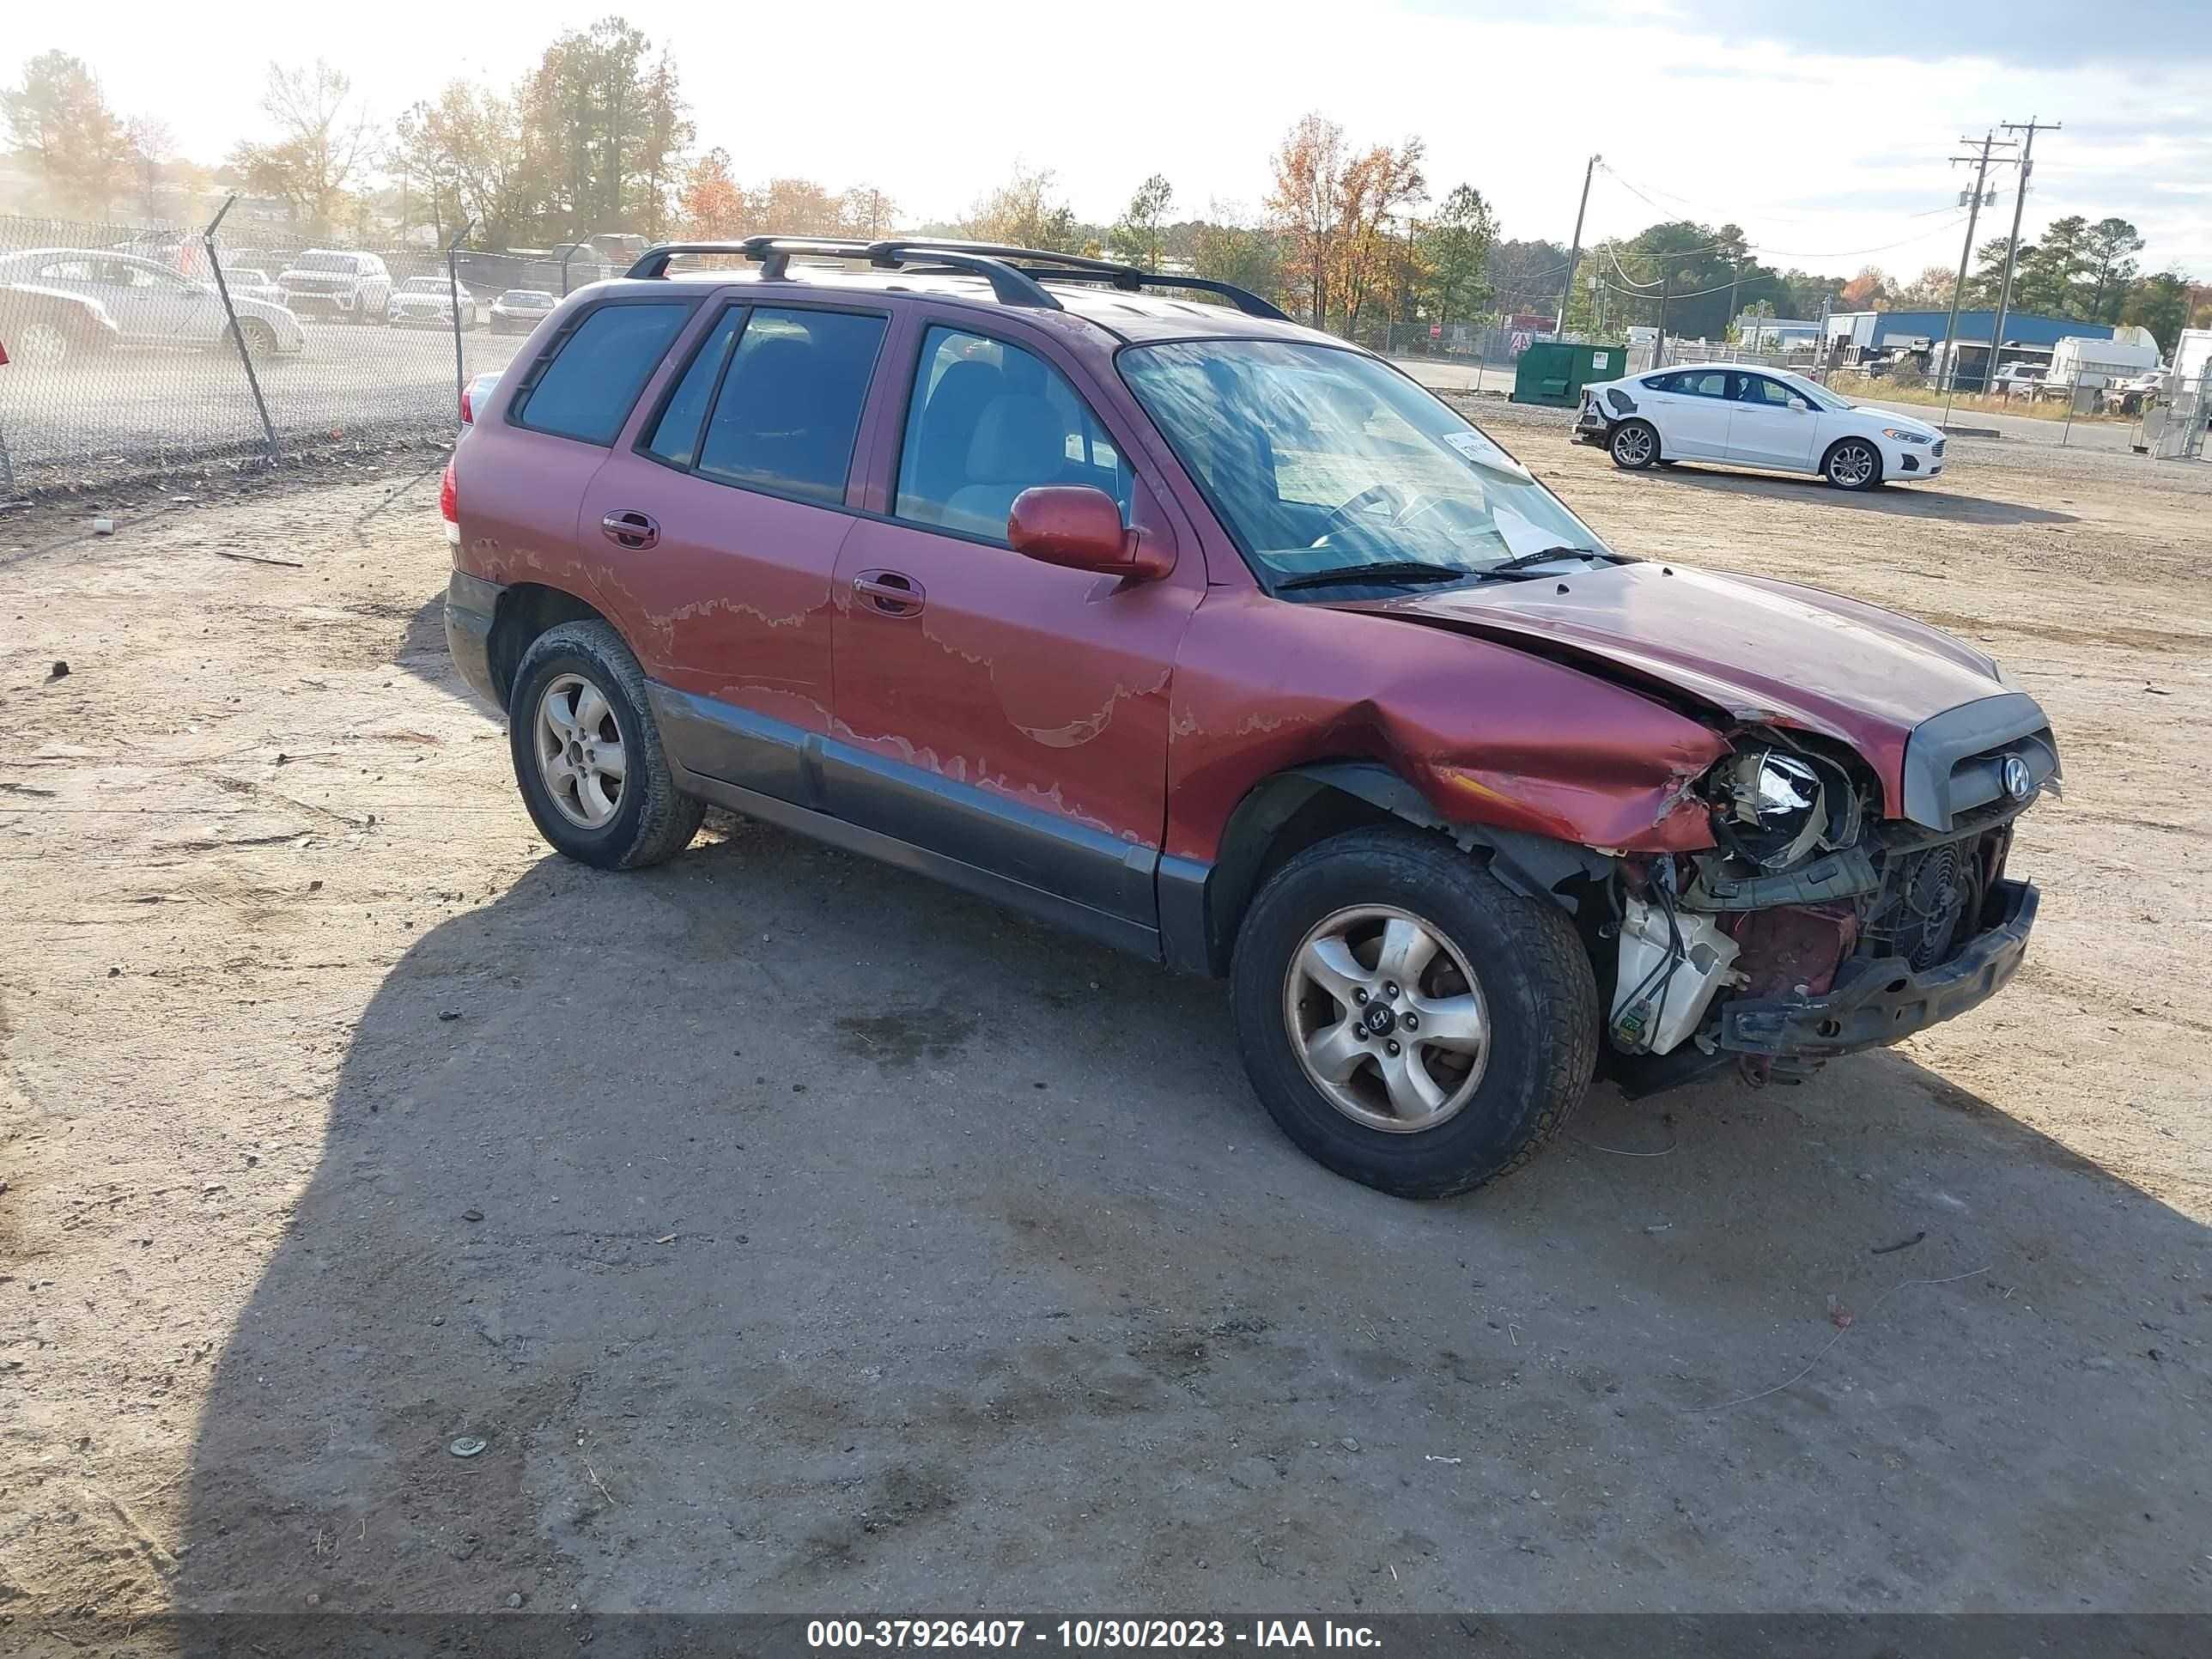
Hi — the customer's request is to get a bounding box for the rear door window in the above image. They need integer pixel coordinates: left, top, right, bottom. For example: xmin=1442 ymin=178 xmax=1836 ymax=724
xmin=642 ymin=307 xmax=744 ymax=470
xmin=512 ymin=301 xmax=693 ymax=447
xmin=692 ymin=307 xmax=887 ymax=504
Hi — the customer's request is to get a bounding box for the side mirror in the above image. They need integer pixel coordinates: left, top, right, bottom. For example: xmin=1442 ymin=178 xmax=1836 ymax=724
xmin=1790 ymin=397 xmax=1813 ymax=411
xmin=1006 ymin=485 xmax=1173 ymax=581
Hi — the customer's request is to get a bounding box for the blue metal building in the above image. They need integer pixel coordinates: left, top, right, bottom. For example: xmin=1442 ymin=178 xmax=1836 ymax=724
xmin=1825 ymin=309 xmax=2116 ymax=350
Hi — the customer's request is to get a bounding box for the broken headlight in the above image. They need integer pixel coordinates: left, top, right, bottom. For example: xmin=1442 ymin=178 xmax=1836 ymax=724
xmin=1709 ymin=747 xmax=1861 ymax=872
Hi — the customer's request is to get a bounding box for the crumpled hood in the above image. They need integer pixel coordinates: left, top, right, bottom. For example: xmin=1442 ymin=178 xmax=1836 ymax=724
xmin=1329 ymin=562 xmax=2012 ymax=813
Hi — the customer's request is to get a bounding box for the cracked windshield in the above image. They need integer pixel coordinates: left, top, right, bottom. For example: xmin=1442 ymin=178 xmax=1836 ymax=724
xmin=1120 ymin=339 xmax=1612 ymax=586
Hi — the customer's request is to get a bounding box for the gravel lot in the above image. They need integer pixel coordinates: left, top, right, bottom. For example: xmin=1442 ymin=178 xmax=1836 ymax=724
xmin=3 ymin=423 xmax=2209 ymax=1637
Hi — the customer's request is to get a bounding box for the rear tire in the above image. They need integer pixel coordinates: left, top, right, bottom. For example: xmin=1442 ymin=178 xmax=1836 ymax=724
xmin=1230 ymin=826 xmax=1599 ymax=1199
xmin=507 ymin=620 xmax=705 ymax=871
xmin=1610 ymin=420 xmax=1660 ymax=471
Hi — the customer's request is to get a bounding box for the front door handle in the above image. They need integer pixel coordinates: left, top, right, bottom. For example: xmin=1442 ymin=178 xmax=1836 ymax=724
xmin=601 ymin=510 xmax=659 ymax=550
xmin=853 ymin=568 xmax=925 ymax=617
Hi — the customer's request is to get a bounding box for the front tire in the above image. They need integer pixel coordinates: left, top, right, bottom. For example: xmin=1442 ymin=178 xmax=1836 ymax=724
xmin=1823 ymin=437 xmax=1883 ymax=490
xmin=507 ymin=620 xmax=705 ymax=870
xmin=1610 ymin=420 xmax=1660 ymax=471
xmin=1231 ymin=826 xmax=1600 ymax=1199
xmin=14 ymin=319 xmax=73 ymax=368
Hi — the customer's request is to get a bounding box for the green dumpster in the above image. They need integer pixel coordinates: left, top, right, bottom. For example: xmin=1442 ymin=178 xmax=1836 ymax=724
xmin=1511 ymin=342 xmax=1628 ymax=407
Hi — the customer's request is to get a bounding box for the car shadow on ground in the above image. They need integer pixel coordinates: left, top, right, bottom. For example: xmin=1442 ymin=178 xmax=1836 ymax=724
xmin=392 ymin=592 xmax=455 ymax=695
xmin=1635 ymin=465 xmax=2077 ymax=526
xmin=165 ymin=813 xmax=2212 ymax=1619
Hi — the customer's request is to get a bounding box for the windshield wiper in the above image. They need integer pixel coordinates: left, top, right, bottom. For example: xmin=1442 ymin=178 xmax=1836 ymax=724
xmin=1276 ymin=561 xmax=1478 ymax=592
xmin=1481 ymin=545 xmax=1621 ymax=575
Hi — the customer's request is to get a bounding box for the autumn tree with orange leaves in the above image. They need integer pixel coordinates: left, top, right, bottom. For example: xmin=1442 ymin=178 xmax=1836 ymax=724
xmin=678 ymin=148 xmax=749 ymax=238
xmin=678 ymin=151 xmax=898 ymax=242
xmin=1266 ymin=112 xmax=1427 ymax=337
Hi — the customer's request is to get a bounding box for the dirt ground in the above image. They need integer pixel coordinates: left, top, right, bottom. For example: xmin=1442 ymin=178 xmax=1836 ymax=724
xmin=3 ymin=421 xmax=2209 ymax=1638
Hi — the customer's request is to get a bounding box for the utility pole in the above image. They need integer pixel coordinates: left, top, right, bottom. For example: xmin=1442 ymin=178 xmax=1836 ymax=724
xmin=1941 ymin=130 xmax=2014 ymax=420
xmin=1555 ymin=153 xmax=1599 ymax=340
xmin=1725 ymin=254 xmax=1741 ymax=348
xmin=1990 ymin=117 xmax=2059 ymax=386
xmin=1654 ymin=275 xmax=1670 ymax=372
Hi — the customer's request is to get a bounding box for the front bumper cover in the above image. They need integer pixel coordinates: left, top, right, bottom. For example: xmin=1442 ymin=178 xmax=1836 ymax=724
xmin=1717 ymin=879 xmax=2037 ymax=1057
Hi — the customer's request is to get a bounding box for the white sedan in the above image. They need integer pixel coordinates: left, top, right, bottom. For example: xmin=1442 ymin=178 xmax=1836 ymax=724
xmin=1574 ymin=363 xmax=1945 ymax=490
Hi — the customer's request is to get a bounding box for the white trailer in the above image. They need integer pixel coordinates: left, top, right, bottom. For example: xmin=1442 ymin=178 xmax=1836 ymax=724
xmin=2047 ymin=334 xmax=2161 ymax=395
xmin=2175 ymin=328 xmax=2212 ymax=388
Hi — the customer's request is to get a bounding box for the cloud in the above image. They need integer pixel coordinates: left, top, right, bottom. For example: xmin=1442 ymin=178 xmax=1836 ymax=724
xmin=1661 ymin=0 xmax=2212 ymax=68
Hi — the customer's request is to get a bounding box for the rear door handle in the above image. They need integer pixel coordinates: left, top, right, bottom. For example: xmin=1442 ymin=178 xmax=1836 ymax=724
xmin=601 ymin=510 xmax=659 ymax=550
xmin=853 ymin=568 xmax=925 ymax=617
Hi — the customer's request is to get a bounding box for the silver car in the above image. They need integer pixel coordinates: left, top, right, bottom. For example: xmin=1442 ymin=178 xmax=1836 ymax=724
xmin=389 ymin=276 xmax=479 ymax=330
xmin=0 ymin=247 xmax=306 ymax=364
xmin=222 ymin=266 xmax=289 ymax=309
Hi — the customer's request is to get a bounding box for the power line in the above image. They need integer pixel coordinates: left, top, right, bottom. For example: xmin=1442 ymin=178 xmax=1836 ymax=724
xmin=1749 ymin=216 xmax=1972 ymax=261
xmin=1593 ymin=155 xmax=1978 ymax=267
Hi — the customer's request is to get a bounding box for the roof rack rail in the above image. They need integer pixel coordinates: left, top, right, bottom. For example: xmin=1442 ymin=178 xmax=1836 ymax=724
xmin=1023 ymin=268 xmax=1293 ymax=323
xmin=624 ymin=234 xmax=1291 ymax=321
xmin=874 ymin=240 xmax=1292 ymax=320
xmin=624 ymin=235 xmax=1061 ymax=309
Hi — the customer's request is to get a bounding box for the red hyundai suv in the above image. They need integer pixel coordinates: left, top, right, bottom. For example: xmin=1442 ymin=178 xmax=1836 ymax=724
xmin=442 ymin=236 xmax=2057 ymax=1199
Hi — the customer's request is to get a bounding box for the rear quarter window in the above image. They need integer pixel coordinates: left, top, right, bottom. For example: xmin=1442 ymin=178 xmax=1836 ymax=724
xmin=511 ymin=301 xmax=692 ymax=447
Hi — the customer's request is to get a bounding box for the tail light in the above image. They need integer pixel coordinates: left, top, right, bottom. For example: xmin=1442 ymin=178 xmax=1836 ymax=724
xmin=440 ymin=459 xmax=459 ymax=547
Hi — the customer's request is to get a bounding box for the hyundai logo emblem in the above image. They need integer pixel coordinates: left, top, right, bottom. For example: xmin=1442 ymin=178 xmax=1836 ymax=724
xmin=2002 ymin=756 xmax=2034 ymax=802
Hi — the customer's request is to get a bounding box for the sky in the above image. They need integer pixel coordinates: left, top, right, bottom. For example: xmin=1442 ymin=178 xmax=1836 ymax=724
xmin=7 ymin=0 xmax=2209 ymax=280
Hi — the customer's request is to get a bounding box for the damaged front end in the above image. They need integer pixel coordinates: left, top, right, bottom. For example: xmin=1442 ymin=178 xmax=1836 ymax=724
xmin=1596 ymin=715 xmax=2057 ymax=1096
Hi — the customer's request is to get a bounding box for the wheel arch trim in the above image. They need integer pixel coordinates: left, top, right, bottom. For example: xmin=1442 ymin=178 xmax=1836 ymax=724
xmin=1165 ymin=759 xmax=1615 ymax=977
xmin=485 ymin=580 xmax=622 ymax=705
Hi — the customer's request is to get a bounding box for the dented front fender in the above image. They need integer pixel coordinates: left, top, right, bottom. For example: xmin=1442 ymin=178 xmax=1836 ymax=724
xmin=1165 ymin=592 xmax=1728 ymax=864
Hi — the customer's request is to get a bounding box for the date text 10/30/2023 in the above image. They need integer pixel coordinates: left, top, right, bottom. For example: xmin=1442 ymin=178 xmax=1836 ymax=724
xmin=806 ymin=1620 xmax=1383 ymax=1650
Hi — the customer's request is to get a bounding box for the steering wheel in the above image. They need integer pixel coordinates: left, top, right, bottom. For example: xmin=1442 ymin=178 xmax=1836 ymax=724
xmin=1314 ymin=482 xmax=1465 ymax=550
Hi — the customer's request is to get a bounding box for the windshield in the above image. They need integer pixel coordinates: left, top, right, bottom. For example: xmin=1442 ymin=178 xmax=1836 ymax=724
xmin=402 ymin=278 xmax=446 ymax=293
xmin=502 ymin=291 xmax=552 ymax=305
xmin=1119 ymin=340 xmax=1612 ymax=589
xmin=1774 ymin=370 xmax=1853 ymax=412
xmin=296 ymin=253 xmax=357 ymax=273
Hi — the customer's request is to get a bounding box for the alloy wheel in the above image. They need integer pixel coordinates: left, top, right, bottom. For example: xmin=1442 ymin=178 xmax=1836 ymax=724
xmin=532 ymin=673 xmax=628 ymax=829
xmin=1613 ymin=425 xmax=1654 ymax=466
xmin=17 ymin=321 xmax=68 ymax=368
xmin=1829 ymin=441 xmax=1877 ymax=487
xmin=1282 ymin=904 xmax=1490 ymax=1133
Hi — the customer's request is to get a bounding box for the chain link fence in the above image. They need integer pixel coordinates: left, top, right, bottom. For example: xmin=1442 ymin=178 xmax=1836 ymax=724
xmin=0 ymin=202 xmax=562 ymax=498
xmin=8 ymin=212 xmax=2205 ymax=498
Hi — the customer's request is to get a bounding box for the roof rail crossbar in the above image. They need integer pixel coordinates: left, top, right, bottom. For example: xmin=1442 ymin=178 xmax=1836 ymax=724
xmin=623 ymin=235 xmax=1063 ymax=309
xmin=623 ymin=241 xmax=763 ymax=279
